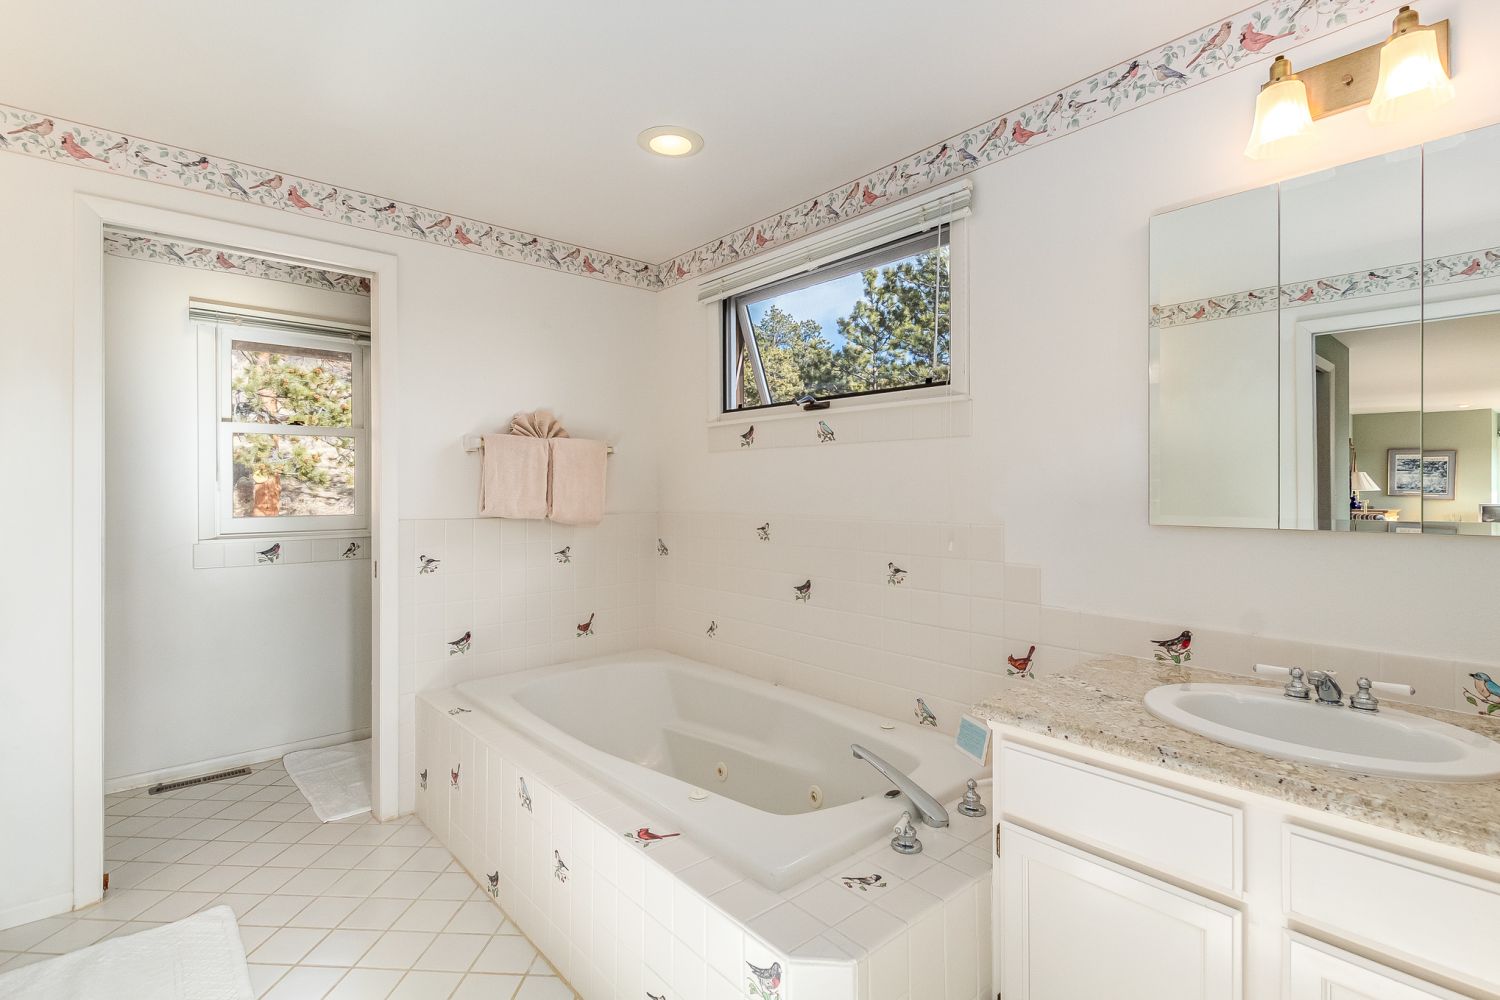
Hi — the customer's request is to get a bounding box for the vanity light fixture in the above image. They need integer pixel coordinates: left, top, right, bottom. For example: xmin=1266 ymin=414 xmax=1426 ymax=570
xmin=1243 ymin=5 xmax=1450 ymax=159
xmin=637 ymin=125 xmax=704 ymax=158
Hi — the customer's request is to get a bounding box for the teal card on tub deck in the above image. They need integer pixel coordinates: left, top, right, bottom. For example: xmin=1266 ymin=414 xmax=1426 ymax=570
xmin=955 ymin=714 xmax=991 ymax=765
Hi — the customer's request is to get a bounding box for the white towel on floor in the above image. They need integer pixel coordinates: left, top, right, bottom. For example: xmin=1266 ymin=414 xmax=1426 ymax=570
xmin=0 ymin=906 xmax=253 ymax=1000
xmin=282 ymin=739 xmax=371 ymax=822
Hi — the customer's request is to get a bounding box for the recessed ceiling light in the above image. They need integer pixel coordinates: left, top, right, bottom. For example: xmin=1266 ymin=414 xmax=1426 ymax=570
xmin=638 ymin=126 xmax=703 ymax=158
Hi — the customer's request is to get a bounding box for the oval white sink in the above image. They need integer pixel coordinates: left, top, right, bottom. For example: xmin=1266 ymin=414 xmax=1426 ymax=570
xmin=1144 ymin=683 xmax=1500 ymax=781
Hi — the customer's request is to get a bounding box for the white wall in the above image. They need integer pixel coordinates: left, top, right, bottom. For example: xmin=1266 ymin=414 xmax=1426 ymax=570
xmin=102 ymin=256 xmax=372 ymax=785
xmin=653 ymin=0 xmax=1500 ymax=670
xmin=0 ymin=149 xmax=659 ymax=927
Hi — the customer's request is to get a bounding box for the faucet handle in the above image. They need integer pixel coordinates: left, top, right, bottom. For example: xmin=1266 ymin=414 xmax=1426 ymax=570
xmin=957 ymin=779 xmax=987 ymax=818
xmin=1349 ymin=676 xmax=1416 ymax=712
xmin=1255 ymin=663 xmax=1310 ymax=700
xmin=891 ymin=812 xmax=923 ymax=855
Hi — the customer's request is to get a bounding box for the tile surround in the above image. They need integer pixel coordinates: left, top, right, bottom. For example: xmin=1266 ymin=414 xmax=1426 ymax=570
xmin=417 ymin=695 xmax=994 ymax=999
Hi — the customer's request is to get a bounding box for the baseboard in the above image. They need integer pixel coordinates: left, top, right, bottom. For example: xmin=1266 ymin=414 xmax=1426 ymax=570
xmin=0 ymin=890 xmax=74 ymax=932
xmin=104 ymin=728 xmax=371 ymax=795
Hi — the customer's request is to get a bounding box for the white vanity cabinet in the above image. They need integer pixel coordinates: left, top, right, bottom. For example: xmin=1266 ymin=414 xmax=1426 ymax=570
xmin=991 ymin=732 xmax=1500 ymax=1000
xmin=1001 ymin=823 xmax=1241 ymax=1000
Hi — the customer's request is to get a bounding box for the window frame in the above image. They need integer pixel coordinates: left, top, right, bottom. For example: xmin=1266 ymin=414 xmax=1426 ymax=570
xmin=198 ymin=317 xmax=370 ymax=539
xmin=721 ymin=226 xmax=954 ymax=414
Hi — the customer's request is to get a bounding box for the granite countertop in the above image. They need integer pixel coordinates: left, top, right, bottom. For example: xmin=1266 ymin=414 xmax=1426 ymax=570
xmin=970 ymin=655 xmax=1500 ymax=859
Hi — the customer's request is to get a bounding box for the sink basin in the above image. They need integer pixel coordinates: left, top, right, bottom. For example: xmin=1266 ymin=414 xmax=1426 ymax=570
xmin=1144 ymin=683 xmax=1500 ymax=781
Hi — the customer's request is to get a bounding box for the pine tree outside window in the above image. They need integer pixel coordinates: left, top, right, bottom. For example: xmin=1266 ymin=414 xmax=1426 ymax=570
xmin=724 ymin=227 xmax=951 ymax=412
xmin=200 ymin=315 xmax=369 ymax=536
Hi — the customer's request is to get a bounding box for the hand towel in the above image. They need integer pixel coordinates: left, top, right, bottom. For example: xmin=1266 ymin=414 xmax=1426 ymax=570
xmin=509 ymin=409 xmax=569 ymax=439
xmin=548 ymin=437 xmax=608 ymax=525
xmin=480 ymin=432 xmax=550 ymax=519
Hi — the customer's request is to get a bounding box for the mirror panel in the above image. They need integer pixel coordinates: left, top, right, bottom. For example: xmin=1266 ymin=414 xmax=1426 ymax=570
xmin=1279 ymin=148 xmax=1422 ymax=532
xmin=1149 ymin=187 xmax=1279 ymax=528
xmin=1422 ymin=126 xmax=1500 ymax=536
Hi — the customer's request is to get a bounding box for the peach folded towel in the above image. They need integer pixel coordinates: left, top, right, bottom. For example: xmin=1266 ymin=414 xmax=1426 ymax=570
xmin=548 ymin=438 xmax=608 ymax=525
xmin=479 ymin=433 xmax=550 ymax=519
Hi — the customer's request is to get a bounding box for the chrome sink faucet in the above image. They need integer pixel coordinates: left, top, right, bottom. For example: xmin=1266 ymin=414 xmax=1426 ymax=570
xmin=1307 ymin=670 xmax=1344 ymax=706
xmin=851 ymin=744 xmax=949 ymax=828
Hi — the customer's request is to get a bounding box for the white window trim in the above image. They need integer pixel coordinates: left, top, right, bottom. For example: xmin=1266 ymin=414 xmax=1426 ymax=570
xmin=197 ymin=313 xmax=370 ymax=539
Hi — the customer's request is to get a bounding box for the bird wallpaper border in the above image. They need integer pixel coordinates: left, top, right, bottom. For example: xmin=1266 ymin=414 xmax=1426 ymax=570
xmin=1151 ymin=250 xmax=1500 ymax=329
xmin=1 ymin=1 xmax=1403 ymax=291
xmin=104 ymin=228 xmax=370 ymax=296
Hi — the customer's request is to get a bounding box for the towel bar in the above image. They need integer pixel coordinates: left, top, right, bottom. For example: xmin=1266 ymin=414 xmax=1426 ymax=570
xmin=461 ymin=434 xmax=615 ymax=455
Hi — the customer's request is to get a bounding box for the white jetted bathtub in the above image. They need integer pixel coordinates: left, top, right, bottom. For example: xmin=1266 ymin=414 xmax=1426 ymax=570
xmin=456 ymin=650 xmax=977 ymax=890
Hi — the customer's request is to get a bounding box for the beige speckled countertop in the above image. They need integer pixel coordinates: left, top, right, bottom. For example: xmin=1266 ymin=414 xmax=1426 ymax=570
xmin=971 ymin=655 xmax=1500 ymax=859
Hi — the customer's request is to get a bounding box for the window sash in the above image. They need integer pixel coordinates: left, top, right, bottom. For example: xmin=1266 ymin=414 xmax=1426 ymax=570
xmin=205 ymin=320 xmax=370 ymax=537
xmin=723 ymin=227 xmax=952 ymax=413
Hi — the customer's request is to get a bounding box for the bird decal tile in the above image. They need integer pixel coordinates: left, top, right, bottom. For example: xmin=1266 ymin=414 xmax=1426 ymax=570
xmin=576 ymin=612 xmax=595 ymax=637
xmin=552 ymin=851 xmax=569 ymax=884
xmin=793 ymin=580 xmax=812 ymax=602
xmin=739 ymin=426 xmax=755 ymax=448
xmin=840 ymin=872 xmax=888 ymax=892
xmin=657 ymin=539 xmax=669 ymax=556
xmin=446 ymin=706 xmax=471 ymax=715
xmin=915 ymin=697 xmax=938 ymax=727
xmin=448 ymin=631 xmax=472 ymax=656
xmin=1007 ymin=645 xmax=1037 ymax=677
xmin=706 ymin=620 xmax=718 ymax=638
xmin=485 ymin=871 xmax=499 ymax=897
xmin=887 ymin=562 xmax=907 ymax=585
xmin=518 ymin=777 xmax=532 ymax=813
xmin=104 ymin=230 xmax=368 ymax=297
xmin=450 ymin=763 xmax=460 ymax=790
xmin=745 ymin=960 xmax=783 ymax=1000
xmin=756 ymin=522 xmax=771 ymax=541
xmin=816 ymin=420 xmax=836 ymax=443
xmin=341 ymin=541 xmax=360 ymax=559
xmin=554 ymin=546 xmax=571 ymax=564
xmin=624 ymin=827 xmax=681 ymax=848
xmin=1464 ymin=673 xmax=1500 ymax=715
xmin=418 ymin=769 xmax=427 ymax=791
xmin=1152 ymin=630 xmax=1193 ymax=665
xmin=418 ymin=555 xmax=440 ymax=575
xmin=256 ymin=542 xmax=281 ymax=565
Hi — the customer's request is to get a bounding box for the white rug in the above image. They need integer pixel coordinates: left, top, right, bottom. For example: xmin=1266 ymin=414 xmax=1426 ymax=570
xmin=0 ymin=905 xmax=253 ymax=1000
xmin=282 ymin=738 xmax=372 ymax=822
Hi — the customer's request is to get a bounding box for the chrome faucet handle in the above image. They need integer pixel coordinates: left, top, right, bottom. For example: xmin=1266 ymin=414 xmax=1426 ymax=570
xmin=891 ymin=812 xmax=923 ymax=855
xmin=1349 ymin=676 xmax=1415 ymax=713
xmin=1284 ymin=667 xmax=1310 ymax=700
xmin=957 ymin=779 xmax=987 ymax=818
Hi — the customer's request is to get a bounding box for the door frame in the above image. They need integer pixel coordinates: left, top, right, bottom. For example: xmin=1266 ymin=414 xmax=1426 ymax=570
xmin=71 ymin=195 xmax=402 ymax=909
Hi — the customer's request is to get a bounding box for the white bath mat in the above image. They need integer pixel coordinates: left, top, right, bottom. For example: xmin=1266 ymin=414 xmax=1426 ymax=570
xmin=282 ymin=738 xmax=371 ymax=822
xmin=0 ymin=905 xmax=253 ymax=1000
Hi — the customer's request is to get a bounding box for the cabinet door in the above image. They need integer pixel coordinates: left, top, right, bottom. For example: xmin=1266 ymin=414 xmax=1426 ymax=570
xmin=1286 ymin=933 xmax=1470 ymax=1000
xmin=1001 ymin=823 xmax=1240 ymax=1000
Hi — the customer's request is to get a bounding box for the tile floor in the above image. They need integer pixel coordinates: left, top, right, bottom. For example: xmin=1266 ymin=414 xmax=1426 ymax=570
xmin=0 ymin=757 xmax=580 ymax=999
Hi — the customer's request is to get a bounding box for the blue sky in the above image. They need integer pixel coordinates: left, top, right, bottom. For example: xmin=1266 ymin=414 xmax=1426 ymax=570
xmin=746 ymin=270 xmax=867 ymax=349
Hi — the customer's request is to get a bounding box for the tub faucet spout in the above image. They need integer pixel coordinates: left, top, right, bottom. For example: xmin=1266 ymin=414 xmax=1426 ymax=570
xmin=851 ymin=744 xmax=949 ymax=828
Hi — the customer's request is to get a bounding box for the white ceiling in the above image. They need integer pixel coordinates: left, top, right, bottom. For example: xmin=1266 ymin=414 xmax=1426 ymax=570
xmin=1338 ymin=314 xmax=1500 ymax=413
xmin=0 ymin=0 xmax=1233 ymax=262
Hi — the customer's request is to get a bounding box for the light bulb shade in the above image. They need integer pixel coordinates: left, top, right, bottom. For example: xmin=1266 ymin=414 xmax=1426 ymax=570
xmin=1352 ymin=470 xmax=1382 ymax=493
xmin=1368 ymin=26 xmax=1454 ymax=123
xmin=1244 ymin=77 xmax=1315 ymax=159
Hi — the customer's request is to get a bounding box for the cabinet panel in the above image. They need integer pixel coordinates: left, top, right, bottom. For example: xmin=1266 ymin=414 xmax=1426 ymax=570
xmin=1000 ymin=743 xmax=1242 ymax=893
xmin=1285 ymin=826 xmax=1500 ymax=994
xmin=1287 ymin=933 xmax=1471 ymax=1000
xmin=1001 ymin=823 xmax=1241 ymax=1000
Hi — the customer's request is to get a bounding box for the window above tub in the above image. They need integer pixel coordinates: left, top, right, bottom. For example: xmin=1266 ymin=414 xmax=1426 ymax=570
xmin=709 ymin=183 xmax=970 ymax=416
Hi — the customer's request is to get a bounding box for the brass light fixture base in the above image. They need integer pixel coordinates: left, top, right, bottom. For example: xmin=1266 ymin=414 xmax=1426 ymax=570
xmin=1285 ymin=10 xmax=1449 ymax=120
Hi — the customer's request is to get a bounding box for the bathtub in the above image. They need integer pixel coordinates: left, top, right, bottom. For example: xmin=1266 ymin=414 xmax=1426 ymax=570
xmin=456 ymin=649 xmax=979 ymax=890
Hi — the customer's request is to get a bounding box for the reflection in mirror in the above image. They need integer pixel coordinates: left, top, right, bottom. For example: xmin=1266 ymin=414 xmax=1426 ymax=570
xmin=1424 ymin=124 xmax=1500 ymax=536
xmin=1281 ymin=148 xmax=1421 ymax=531
xmin=1149 ymin=187 xmax=1279 ymax=528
